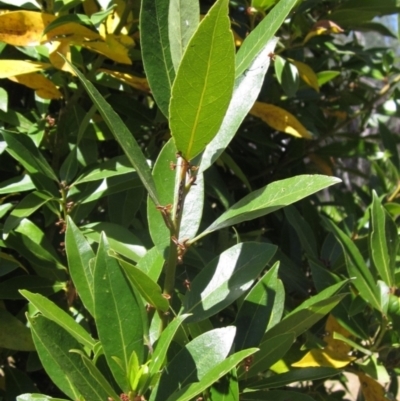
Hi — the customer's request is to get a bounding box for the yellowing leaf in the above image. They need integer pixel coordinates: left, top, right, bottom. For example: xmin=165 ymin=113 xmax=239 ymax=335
xmin=9 ymin=73 xmax=62 ymax=99
xmin=303 ymin=20 xmax=344 ymax=44
xmin=101 ymin=0 xmax=133 ymax=37
xmin=288 ymin=59 xmax=319 ymax=92
xmin=42 ymin=22 xmax=101 ymax=43
xmin=292 ymin=315 xmax=356 ymax=368
xmin=309 ymin=153 xmax=333 ymax=176
xmin=82 ymin=34 xmax=133 ymax=64
xmin=0 ymin=60 xmax=51 ymax=79
xmin=83 ymin=0 xmax=99 ymax=16
xmin=0 ymin=10 xmax=55 ymax=46
xmin=292 ymin=348 xmax=355 ymax=368
xmin=357 ymin=372 xmax=390 ymax=401
xmin=250 ymin=102 xmax=312 ymax=139
xmin=48 ymin=41 xmax=74 ymax=74
xmin=99 ymin=69 xmax=149 ymax=92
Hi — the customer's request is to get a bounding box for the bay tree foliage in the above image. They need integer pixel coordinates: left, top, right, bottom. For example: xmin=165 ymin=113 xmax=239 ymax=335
xmin=0 ymin=0 xmax=399 ymax=401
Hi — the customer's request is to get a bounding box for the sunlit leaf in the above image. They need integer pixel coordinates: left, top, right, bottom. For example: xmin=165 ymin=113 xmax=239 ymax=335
xmin=9 ymin=73 xmax=62 ymax=99
xmin=0 ymin=60 xmax=51 ymax=79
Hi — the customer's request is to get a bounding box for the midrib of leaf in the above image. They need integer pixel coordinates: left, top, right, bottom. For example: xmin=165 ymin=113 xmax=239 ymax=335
xmin=184 ymin=17 xmax=218 ymax=159
xmin=31 ymin=326 xmax=104 ymax=400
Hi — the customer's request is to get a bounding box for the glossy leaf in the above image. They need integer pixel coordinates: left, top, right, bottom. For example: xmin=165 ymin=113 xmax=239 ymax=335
xmin=243 ymin=333 xmax=295 ymax=379
xmin=235 ymin=0 xmax=298 ymax=77
xmin=17 ymin=394 xmax=69 ymax=401
xmin=93 ymin=233 xmax=145 ymax=392
xmin=235 ymin=262 xmax=281 ymax=351
xmin=141 ymin=0 xmax=175 ymax=117
xmin=148 ymin=139 xmax=204 ymax=255
xmin=20 ymin=290 xmax=95 ymax=350
xmin=199 ymin=38 xmax=278 ymax=173
xmin=248 ymin=367 xmax=340 ymax=389
xmin=209 ymin=369 xmax=239 ymax=401
xmin=150 ymin=327 xmax=236 ymax=401
xmin=183 ymin=242 xmax=277 ymax=322
xmin=168 ymin=0 xmax=199 ymax=70
xmin=3 ymin=190 xmax=55 ymax=238
xmin=370 ymin=191 xmax=394 ymax=286
xmin=196 ymin=175 xmax=341 ymax=239
xmin=0 ymin=309 xmax=35 ymax=351
xmin=29 ymin=315 xmax=109 ymax=400
xmin=116 ymin=256 xmax=169 ymax=312
xmin=65 ymin=216 xmax=95 ymax=316
xmin=68 ymin=61 xmax=160 ymax=206
xmin=0 ymin=174 xmax=35 ymax=194
xmin=170 ymin=0 xmax=235 ymax=161
xmin=167 ymin=349 xmax=258 ymax=401
xmin=81 ymin=222 xmax=146 ymax=262
xmin=323 ymin=218 xmax=381 ymax=311
xmin=147 ymin=314 xmax=190 ymax=385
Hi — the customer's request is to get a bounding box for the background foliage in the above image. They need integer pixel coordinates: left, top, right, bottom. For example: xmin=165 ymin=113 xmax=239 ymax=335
xmin=0 ymin=0 xmax=399 ymax=400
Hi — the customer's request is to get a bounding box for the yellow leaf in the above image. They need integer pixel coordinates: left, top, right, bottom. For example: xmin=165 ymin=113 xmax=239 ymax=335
xmin=0 ymin=10 xmax=55 ymax=46
xmin=292 ymin=315 xmax=356 ymax=368
xmin=288 ymin=59 xmax=319 ymax=92
xmin=250 ymin=102 xmax=312 ymax=139
xmin=308 ymin=153 xmax=333 ymax=176
xmin=357 ymin=372 xmax=390 ymax=401
xmin=100 ymin=0 xmax=133 ymax=37
xmin=99 ymin=69 xmax=150 ymax=92
xmin=0 ymin=60 xmax=51 ymax=79
xmin=303 ymin=20 xmax=344 ymax=44
xmin=42 ymin=22 xmax=101 ymax=43
xmin=292 ymin=348 xmax=355 ymax=368
xmin=9 ymin=73 xmax=62 ymax=99
xmin=82 ymin=34 xmax=133 ymax=64
xmin=48 ymin=41 xmax=74 ymax=74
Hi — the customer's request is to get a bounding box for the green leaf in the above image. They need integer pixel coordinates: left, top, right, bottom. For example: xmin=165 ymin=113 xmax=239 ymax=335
xmin=170 ymin=0 xmax=235 ymax=161
xmin=20 ymin=290 xmax=95 ymax=350
xmin=242 ymin=390 xmax=316 ymax=401
xmin=150 ymin=327 xmax=236 ymax=401
xmin=167 ymin=349 xmax=258 ymax=401
xmin=29 ymin=315 xmax=111 ymax=401
xmin=0 ymin=309 xmax=35 ymax=351
xmin=235 ymin=0 xmax=298 ymax=77
xmin=247 ymin=367 xmax=340 ymax=389
xmin=146 ymin=314 xmax=190 ymax=390
xmin=235 ymin=262 xmax=281 ymax=351
xmin=0 ymin=174 xmax=35 ymax=194
xmin=3 ymin=190 xmax=56 ymax=238
xmin=141 ymin=0 xmax=175 ymax=117
xmin=42 ymin=14 xmax=93 ymax=35
xmin=316 ymin=70 xmax=341 ymax=86
xmin=199 ymin=38 xmax=277 ymax=173
xmin=72 ymin=155 xmax=136 ymax=185
xmin=323 ymin=218 xmax=382 ymax=311
xmin=148 ymin=139 xmax=204 ymax=255
xmin=168 ymin=0 xmax=199 ymax=70
xmin=0 ymin=276 xmax=64 ymax=299
xmin=115 ymin=256 xmax=169 ymax=312
xmin=370 ymin=191 xmax=395 ymax=286
xmin=94 ymin=233 xmax=145 ymax=392
xmin=17 ymin=394 xmax=70 ymax=401
xmin=196 ymin=175 xmax=341 ymax=240
xmin=183 ymin=242 xmax=277 ymax=323
xmin=81 ymin=222 xmax=146 ymax=262
xmin=242 ymin=333 xmax=295 ymax=379
xmin=65 ymin=217 xmax=95 ymax=316
xmin=2 ymin=130 xmax=58 ymax=183
xmin=284 ymin=205 xmax=318 ymax=259
xmin=80 ymin=354 xmax=121 ymax=401
xmin=67 ymin=61 xmax=160 ymax=206
xmin=136 ymin=246 xmax=165 ymax=282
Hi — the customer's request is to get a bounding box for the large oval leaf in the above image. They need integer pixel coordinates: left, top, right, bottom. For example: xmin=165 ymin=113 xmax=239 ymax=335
xmin=170 ymin=0 xmax=235 ymax=161
xmin=183 ymin=242 xmax=277 ymax=322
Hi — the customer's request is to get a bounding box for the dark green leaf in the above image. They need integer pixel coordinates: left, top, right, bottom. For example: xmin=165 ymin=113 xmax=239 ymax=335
xmin=68 ymin=61 xmax=160 ymax=206
xmin=0 ymin=174 xmax=35 ymax=194
xmin=235 ymin=0 xmax=298 ymax=77
xmin=196 ymin=176 xmax=341 ymax=239
xmin=183 ymin=242 xmax=277 ymax=322
xmin=65 ymin=217 xmax=95 ymax=316
xmin=242 ymin=390 xmax=316 ymax=401
xmin=20 ymin=290 xmax=95 ymax=350
xmin=141 ymin=0 xmax=175 ymax=116
xmin=0 ymin=276 xmax=64 ymax=299
xmin=94 ymin=233 xmax=145 ymax=392
xmin=0 ymin=309 xmax=35 ymax=351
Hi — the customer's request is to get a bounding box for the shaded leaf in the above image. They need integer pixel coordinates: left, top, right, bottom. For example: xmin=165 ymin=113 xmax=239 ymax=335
xmin=0 ymin=309 xmax=35 ymax=351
